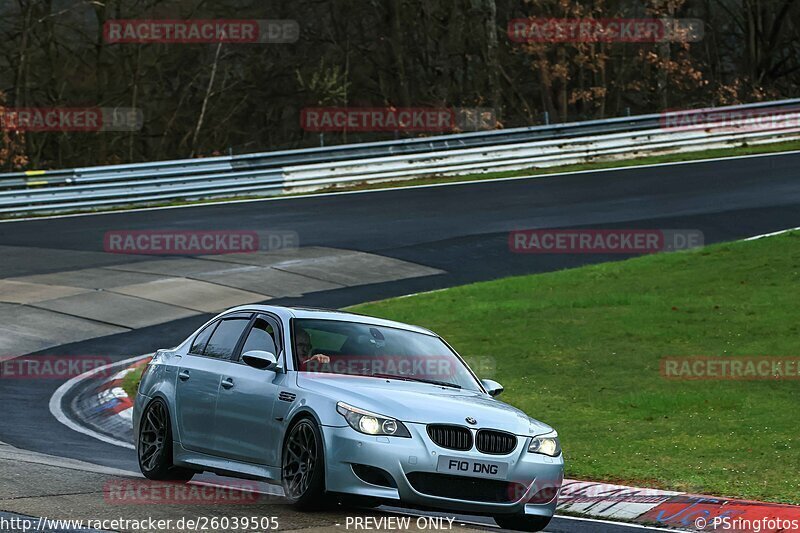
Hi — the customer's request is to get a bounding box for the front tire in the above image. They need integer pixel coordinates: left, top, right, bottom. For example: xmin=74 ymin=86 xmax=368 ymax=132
xmin=282 ymin=417 xmax=326 ymax=510
xmin=137 ymin=399 xmax=194 ymax=482
xmin=494 ymin=514 xmax=552 ymax=532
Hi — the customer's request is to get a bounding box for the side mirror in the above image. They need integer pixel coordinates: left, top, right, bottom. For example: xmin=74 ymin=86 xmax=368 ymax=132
xmin=242 ymin=350 xmax=279 ymax=371
xmin=481 ymin=379 xmax=504 ymax=397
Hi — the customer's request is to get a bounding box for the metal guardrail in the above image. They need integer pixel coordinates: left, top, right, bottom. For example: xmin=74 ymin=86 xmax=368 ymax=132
xmin=2 ymin=99 xmax=799 ymax=215
xmin=282 ymin=119 xmax=800 ymax=189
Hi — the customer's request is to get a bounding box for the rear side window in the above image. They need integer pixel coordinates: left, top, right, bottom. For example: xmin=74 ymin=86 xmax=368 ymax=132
xmin=190 ymin=322 xmax=217 ymax=355
xmin=204 ymin=318 xmax=250 ymax=360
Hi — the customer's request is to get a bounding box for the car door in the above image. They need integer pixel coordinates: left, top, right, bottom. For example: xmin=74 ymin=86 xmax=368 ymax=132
xmin=174 ymin=313 xmax=252 ymax=455
xmin=213 ymin=313 xmax=287 ymax=466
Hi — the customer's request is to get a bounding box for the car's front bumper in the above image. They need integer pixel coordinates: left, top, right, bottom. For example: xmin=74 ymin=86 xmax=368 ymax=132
xmin=321 ymin=422 xmax=563 ymax=517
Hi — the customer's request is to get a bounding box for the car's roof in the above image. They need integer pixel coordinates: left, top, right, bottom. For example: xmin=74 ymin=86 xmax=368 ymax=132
xmin=220 ymin=304 xmax=437 ymax=336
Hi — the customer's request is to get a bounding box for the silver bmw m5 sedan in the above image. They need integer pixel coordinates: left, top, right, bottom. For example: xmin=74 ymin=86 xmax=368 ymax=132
xmin=133 ymin=305 xmax=563 ymax=531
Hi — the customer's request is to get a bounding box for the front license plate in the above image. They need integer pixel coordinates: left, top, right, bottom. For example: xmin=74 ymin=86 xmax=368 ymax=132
xmin=436 ymin=455 xmax=509 ymax=479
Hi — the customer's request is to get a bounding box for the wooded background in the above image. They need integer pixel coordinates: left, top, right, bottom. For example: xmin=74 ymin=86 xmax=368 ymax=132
xmin=0 ymin=0 xmax=798 ymax=169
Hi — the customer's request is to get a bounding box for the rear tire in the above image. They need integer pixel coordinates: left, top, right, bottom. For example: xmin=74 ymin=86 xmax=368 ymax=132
xmin=137 ymin=399 xmax=194 ymax=482
xmin=282 ymin=417 xmax=326 ymax=510
xmin=493 ymin=514 xmax=551 ymax=532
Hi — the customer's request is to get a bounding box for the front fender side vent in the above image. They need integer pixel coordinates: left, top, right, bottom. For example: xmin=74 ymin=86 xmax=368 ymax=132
xmin=278 ymin=391 xmax=296 ymax=403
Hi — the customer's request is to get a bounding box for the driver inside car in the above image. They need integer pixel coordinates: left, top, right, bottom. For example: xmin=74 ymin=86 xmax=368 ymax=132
xmin=295 ymin=327 xmax=331 ymax=370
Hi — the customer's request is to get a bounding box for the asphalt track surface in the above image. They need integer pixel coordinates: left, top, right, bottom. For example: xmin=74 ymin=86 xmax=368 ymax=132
xmin=1 ymin=151 xmax=799 ymax=532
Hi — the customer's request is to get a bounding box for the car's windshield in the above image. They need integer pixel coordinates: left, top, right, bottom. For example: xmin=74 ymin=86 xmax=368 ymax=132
xmin=292 ymin=318 xmax=482 ymax=392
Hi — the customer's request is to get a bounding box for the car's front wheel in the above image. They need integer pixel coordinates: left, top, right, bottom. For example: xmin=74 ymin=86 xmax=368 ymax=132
xmin=282 ymin=417 xmax=326 ymax=509
xmin=493 ymin=514 xmax=551 ymax=532
xmin=138 ymin=398 xmax=194 ymax=481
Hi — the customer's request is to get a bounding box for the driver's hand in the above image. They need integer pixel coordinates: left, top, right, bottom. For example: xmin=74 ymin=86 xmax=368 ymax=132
xmin=307 ymin=354 xmax=330 ymax=365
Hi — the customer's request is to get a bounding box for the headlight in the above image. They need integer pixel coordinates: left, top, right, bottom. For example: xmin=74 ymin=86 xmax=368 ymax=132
xmin=528 ymin=432 xmax=561 ymax=457
xmin=336 ymin=402 xmax=411 ymax=437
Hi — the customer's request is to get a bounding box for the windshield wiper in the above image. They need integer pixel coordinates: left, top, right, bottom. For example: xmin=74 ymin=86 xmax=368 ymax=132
xmin=371 ymin=373 xmax=461 ymax=389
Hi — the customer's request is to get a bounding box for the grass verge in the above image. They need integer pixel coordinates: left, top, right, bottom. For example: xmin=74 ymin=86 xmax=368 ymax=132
xmin=121 ymin=362 xmax=147 ymax=399
xmin=349 ymin=232 xmax=800 ymax=504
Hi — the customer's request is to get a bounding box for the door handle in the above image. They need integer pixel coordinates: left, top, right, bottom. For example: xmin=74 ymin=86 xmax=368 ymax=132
xmin=178 ymin=370 xmax=190 ymax=381
xmin=221 ymin=378 xmax=234 ymax=389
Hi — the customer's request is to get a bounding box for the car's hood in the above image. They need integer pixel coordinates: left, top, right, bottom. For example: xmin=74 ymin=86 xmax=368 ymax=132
xmin=296 ymin=373 xmax=553 ymax=437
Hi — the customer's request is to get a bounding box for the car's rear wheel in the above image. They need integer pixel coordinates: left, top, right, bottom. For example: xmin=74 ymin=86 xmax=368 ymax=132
xmin=493 ymin=514 xmax=551 ymax=532
xmin=138 ymin=399 xmax=194 ymax=481
xmin=282 ymin=417 xmax=326 ymax=509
